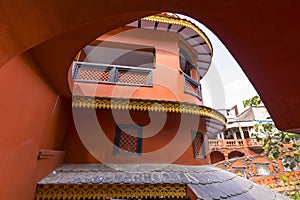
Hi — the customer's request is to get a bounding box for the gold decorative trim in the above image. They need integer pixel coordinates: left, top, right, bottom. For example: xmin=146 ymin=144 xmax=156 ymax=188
xmin=35 ymin=184 xmax=187 ymax=200
xmin=72 ymin=96 xmax=226 ymax=126
xmin=142 ymin=15 xmax=213 ymax=54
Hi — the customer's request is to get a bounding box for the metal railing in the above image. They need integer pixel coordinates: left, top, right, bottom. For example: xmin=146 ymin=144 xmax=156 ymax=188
xmin=73 ymin=61 xmax=153 ymax=86
xmin=183 ymin=73 xmax=202 ymax=100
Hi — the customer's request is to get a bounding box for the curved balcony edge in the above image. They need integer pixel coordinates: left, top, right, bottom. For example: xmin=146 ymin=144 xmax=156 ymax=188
xmin=72 ymin=95 xmax=226 ymax=126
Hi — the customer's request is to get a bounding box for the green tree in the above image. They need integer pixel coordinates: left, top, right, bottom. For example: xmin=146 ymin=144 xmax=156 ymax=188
xmin=246 ymin=95 xmax=300 ymax=199
xmin=254 ymin=122 xmax=300 ymax=200
xmin=280 ymin=175 xmax=300 ymax=200
xmin=243 ymin=95 xmax=262 ymax=107
xmin=254 ymin=122 xmax=300 ymax=170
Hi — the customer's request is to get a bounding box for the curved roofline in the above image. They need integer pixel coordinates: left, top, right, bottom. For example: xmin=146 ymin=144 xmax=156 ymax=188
xmin=142 ymin=15 xmax=213 ymax=53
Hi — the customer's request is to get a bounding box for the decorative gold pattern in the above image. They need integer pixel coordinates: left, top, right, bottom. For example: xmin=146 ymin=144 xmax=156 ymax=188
xmin=72 ymin=96 xmax=226 ymax=126
xmin=35 ymin=184 xmax=187 ymax=200
xmin=142 ymin=15 xmax=213 ymax=54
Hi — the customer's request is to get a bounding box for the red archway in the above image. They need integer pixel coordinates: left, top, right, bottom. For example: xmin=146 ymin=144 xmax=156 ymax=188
xmin=1 ymin=1 xmax=300 ymax=132
xmin=210 ymin=151 xmax=225 ymax=164
xmin=1 ymin=1 xmax=300 ymax=199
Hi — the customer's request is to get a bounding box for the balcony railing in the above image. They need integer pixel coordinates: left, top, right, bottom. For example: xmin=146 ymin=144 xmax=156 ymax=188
xmin=246 ymin=138 xmax=264 ymax=147
xmin=208 ymin=138 xmax=263 ymax=150
xmin=73 ymin=62 xmax=153 ymax=86
xmin=208 ymin=139 xmax=223 ymax=148
xmin=183 ymin=74 xmax=202 ymax=100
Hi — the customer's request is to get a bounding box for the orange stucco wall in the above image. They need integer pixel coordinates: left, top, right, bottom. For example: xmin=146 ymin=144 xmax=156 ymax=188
xmin=0 ymin=1 xmax=299 ymax=200
xmin=72 ymin=28 xmax=202 ymax=105
xmin=63 ymin=108 xmax=210 ymax=165
xmin=0 ymin=52 xmax=71 ymax=200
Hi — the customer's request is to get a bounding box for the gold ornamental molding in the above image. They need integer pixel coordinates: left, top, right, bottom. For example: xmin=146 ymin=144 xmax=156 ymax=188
xmin=35 ymin=184 xmax=187 ymax=200
xmin=142 ymin=15 xmax=213 ymax=54
xmin=72 ymin=96 xmax=226 ymax=126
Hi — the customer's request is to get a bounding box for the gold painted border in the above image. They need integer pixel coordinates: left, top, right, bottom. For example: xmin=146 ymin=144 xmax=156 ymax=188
xmin=36 ymin=184 xmax=187 ymax=200
xmin=72 ymin=96 xmax=226 ymax=126
xmin=142 ymin=15 xmax=213 ymax=54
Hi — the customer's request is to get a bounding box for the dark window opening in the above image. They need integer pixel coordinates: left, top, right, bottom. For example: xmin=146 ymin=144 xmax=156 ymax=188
xmin=179 ymin=48 xmax=195 ymax=77
xmin=242 ymin=127 xmax=250 ymax=139
xmin=113 ymin=124 xmax=143 ymax=156
xmin=81 ymin=41 xmax=155 ymax=69
xmin=192 ymin=131 xmax=206 ymax=159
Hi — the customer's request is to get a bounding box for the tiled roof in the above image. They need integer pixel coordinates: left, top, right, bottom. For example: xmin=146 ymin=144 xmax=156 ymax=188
xmin=38 ymin=164 xmax=290 ymax=200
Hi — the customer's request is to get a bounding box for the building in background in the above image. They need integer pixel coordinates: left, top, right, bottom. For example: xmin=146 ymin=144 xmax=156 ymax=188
xmin=209 ymin=105 xmax=300 ymax=195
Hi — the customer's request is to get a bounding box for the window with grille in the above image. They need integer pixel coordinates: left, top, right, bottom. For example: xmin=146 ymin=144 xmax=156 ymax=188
xmin=183 ymin=74 xmax=202 ymax=100
xmin=113 ymin=124 xmax=142 ymax=156
xmin=192 ymin=131 xmax=206 ymax=158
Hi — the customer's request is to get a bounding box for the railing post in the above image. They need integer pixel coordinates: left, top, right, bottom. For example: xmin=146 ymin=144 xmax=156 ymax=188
xmin=109 ymin=67 xmax=117 ymax=82
xmin=243 ymin=139 xmax=247 ymax=147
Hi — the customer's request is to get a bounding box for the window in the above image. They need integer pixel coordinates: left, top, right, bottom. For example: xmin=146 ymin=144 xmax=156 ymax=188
xmin=82 ymin=42 xmax=155 ymax=69
xmin=233 ymin=167 xmax=247 ymax=178
xmin=183 ymin=74 xmax=201 ymax=100
xmin=255 ymin=163 xmax=270 ymax=176
xmin=179 ymin=47 xmax=196 ymax=78
xmin=113 ymin=124 xmax=142 ymax=156
xmin=192 ymin=131 xmax=206 ymax=158
xmin=179 ymin=48 xmax=193 ymax=76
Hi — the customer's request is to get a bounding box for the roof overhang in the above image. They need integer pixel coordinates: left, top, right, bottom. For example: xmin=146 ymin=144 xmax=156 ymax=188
xmin=125 ymin=14 xmax=213 ymax=80
xmin=36 ymin=164 xmax=289 ymax=200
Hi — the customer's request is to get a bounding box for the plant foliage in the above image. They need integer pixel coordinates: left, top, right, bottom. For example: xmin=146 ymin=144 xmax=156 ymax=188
xmin=243 ymin=95 xmax=262 ymax=107
xmin=254 ymin=122 xmax=300 ymax=170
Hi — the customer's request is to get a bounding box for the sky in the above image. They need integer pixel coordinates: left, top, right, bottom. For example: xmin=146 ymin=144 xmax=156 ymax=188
xmin=178 ymin=14 xmax=258 ymax=111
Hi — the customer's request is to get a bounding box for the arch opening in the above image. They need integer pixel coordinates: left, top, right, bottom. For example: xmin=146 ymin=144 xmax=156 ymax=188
xmin=210 ymin=151 xmax=225 ymax=164
xmin=228 ymin=151 xmax=245 ymax=159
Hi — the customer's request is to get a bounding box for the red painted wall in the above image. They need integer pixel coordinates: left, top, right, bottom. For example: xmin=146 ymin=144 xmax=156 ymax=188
xmin=63 ymin=108 xmax=210 ymax=165
xmin=0 ymin=52 xmax=71 ymax=200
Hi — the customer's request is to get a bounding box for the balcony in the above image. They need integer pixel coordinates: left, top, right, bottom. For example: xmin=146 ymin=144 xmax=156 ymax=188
xmin=208 ymin=138 xmax=263 ymax=151
xmin=72 ymin=61 xmax=153 ymax=86
xmin=246 ymin=138 xmax=264 ymax=148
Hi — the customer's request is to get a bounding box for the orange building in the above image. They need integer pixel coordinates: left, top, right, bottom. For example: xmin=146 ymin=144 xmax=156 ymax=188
xmin=65 ymin=13 xmax=225 ymax=166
